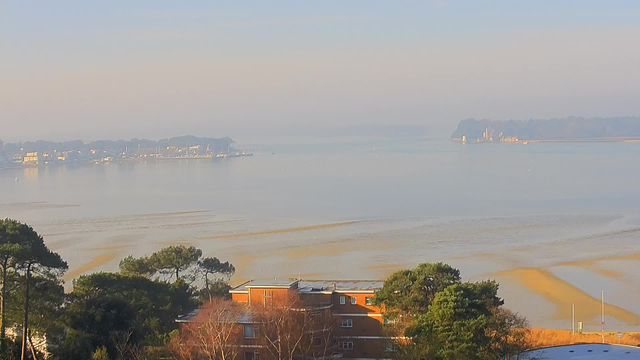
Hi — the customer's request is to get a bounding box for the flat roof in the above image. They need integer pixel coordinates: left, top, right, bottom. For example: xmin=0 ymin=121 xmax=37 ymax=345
xmin=245 ymin=279 xmax=298 ymax=288
xmin=299 ymin=280 xmax=384 ymax=292
xmin=523 ymin=343 xmax=640 ymax=360
xmin=231 ymin=279 xmax=296 ymax=292
xmin=231 ymin=279 xmax=384 ymax=293
xmin=176 ymin=308 xmax=256 ymax=324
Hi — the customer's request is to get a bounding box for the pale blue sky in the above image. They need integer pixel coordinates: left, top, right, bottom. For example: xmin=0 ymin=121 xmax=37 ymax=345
xmin=1 ymin=1 xmax=639 ymax=142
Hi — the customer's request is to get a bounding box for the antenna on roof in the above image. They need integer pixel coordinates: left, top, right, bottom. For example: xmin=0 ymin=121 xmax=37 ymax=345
xmin=298 ymin=272 xmax=301 ymax=281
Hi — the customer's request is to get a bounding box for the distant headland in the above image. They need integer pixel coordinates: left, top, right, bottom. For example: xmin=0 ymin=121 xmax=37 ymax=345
xmin=0 ymin=135 xmax=254 ymax=168
xmin=451 ymin=116 xmax=640 ymax=143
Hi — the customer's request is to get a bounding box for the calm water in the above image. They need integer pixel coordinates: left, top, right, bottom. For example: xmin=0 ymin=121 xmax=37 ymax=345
xmin=1 ymin=138 xmax=639 ymax=329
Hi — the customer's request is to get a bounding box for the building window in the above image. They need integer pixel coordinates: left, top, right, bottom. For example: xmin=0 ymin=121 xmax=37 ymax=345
xmin=245 ymin=351 xmax=260 ymax=360
xmin=340 ymin=341 xmax=354 ymax=350
xmin=365 ymin=297 xmax=373 ymax=305
xmin=341 ymin=319 xmax=353 ymax=328
xmin=350 ymin=296 xmax=357 ymax=305
xmin=385 ymin=342 xmax=397 ymax=352
xmin=263 ymin=290 xmax=273 ymax=307
xmin=313 ymin=335 xmax=322 ymax=346
xmin=339 ymin=296 xmax=346 ymax=305
xmin=244 ymin=325 xmax=258 ymax=339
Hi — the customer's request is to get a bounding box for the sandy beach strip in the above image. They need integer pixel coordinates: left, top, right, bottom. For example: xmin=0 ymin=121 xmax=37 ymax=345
xmin=230 ymin=235 xmax=393 ymax=281
xmin=200 ymin=221 xmax=360 ymax=240
xmin=127 ymin=209 xmax=213 ymax=218
xmin=0 ymin=202 xmax=80 ymax=211
xmin=493 ymin=267 xmax=640 ymax=325
xmin=554 ymin=252 xmax=640 ymax=280
xmin=63 ymin=251 xmax=121 ymax=281
xmin=364 ymin=263 xmax=404 ymax=278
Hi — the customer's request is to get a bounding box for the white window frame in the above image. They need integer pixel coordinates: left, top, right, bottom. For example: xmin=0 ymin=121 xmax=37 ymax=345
xmin=341 ymin=319 xmax=353 ymax=328
xmin=244 ymin=325 xmax=259 ymax=339
xmin=340 ymin=341 xmax=354 ymax=350
xmin=350 ymin=296 xmax=357 ymax=305
xmin=365 ymin=297 xmax=372 ymax=305
xmin=339 ymin=296 xmax=346 ymax=305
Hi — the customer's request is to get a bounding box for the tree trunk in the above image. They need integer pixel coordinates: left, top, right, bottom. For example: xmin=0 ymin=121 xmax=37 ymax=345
xmin=28 ymin=330 xmax=38 ymax=360
xmin=176 ymin=268 xmax=179 ymax=281
xmin=205 ymin=274 xmax=211 ymax=302
xmin=0 ymin=260 xmax=7 ymax=351
xmin=20 ymin=263 xmax=31 ymax=360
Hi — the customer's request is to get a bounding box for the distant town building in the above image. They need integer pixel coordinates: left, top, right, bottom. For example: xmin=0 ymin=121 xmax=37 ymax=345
xmin=23 ymin=152 xmax=40 ymax=165
xmin=500 ymin=136 xmax=519 ymax=143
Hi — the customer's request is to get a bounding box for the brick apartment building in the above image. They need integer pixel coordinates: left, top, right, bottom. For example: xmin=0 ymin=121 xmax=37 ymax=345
xmin=229 ymin=279 xmax=393 ymax=359
xmin=178 ymin=278 xmax=395 ymax=360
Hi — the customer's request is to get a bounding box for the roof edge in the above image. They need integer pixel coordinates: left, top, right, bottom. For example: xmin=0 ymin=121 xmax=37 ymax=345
xmin=230 ymin=279 xmax=252 ymax=291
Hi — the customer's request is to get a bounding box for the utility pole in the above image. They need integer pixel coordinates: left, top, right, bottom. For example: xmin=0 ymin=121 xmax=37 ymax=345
xmin=601 ymin=290 xmax=605 ymax=344
xmin=571 ymin=303 xmax=575 ymax=336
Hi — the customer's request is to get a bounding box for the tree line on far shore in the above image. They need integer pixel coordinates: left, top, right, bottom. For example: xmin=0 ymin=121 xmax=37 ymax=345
xmin=0 ymin=135 xmax=234 ymax=156
xmin=1 ymin=218 xmax=531 ymax=360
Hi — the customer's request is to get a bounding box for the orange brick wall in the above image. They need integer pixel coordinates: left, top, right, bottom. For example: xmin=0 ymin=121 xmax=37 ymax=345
xmin=229 ymin=287 xmax=391 ymax=359
xmin=248 ymin=288 xmax=292 ymax=307
xmin=338 ymin=338 xmax=393 ymax=359
xmin=300 ymin=293 xmax=332 ymax=305
xmin=336 ymin=316 xmax=384 ymax=337
xmin=332 ymin=293 xmax=381 ymax=314
xmin=231 ymin=293 xmax=249 ymax=302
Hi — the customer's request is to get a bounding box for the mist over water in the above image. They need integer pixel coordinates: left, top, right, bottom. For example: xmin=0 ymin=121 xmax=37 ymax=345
xmin=1 ymin=138 xmax=639 ymax=329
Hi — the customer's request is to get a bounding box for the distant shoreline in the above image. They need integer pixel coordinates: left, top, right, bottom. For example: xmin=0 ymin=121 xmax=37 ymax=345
xmin=451 ymin=137 xmax=640 ymax=144
xmin=0 ymin=155 xmax=252 ymax=171
xmin=451 ymin=117 xmax=640 ymax=141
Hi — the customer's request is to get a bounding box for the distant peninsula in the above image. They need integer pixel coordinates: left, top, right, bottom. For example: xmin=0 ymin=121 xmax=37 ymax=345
xmin=451 ymin=116 xmax=640 ymax=142
xmin=0 ymin=135 xmax=246 ymax=168
xmin=1 ymin=135 xmax=233 ymax=154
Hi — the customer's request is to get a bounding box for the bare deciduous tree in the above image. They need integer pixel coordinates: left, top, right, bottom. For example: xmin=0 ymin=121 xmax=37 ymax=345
xmin=172 ymin=299 xmax=245 ymax=360
xmin=111 ymin=331 xmax=145 ymax=360
xmin=255 ymin=293 xmax=337 ymax=360
xmin=171 ymin=294 xmax=338 ymax=360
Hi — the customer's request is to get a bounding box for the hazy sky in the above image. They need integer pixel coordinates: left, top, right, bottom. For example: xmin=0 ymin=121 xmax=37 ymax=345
xmin=1 ymin=1 xmax=640 ymax=142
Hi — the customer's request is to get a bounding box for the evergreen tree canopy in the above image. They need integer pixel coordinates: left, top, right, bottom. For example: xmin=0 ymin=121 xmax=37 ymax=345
xmin=377 ymin=263 xmax=529 ymax=360
xmin=148 ymin=245 xmax=202 ymax=281
xmin=373 ymin=262 xmax=461 ymax=317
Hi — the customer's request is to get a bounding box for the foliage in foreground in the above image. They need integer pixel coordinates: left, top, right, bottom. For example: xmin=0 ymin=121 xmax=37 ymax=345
xmin=1 ymin=219 xmax=235 ymax=360
xmin=0 ymin=218 xmax=68 ymax=360
xmin=3 ymin=218 xmax=534 ymax=360
xmin=375 ymin=262 xmax=531 ymax=360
